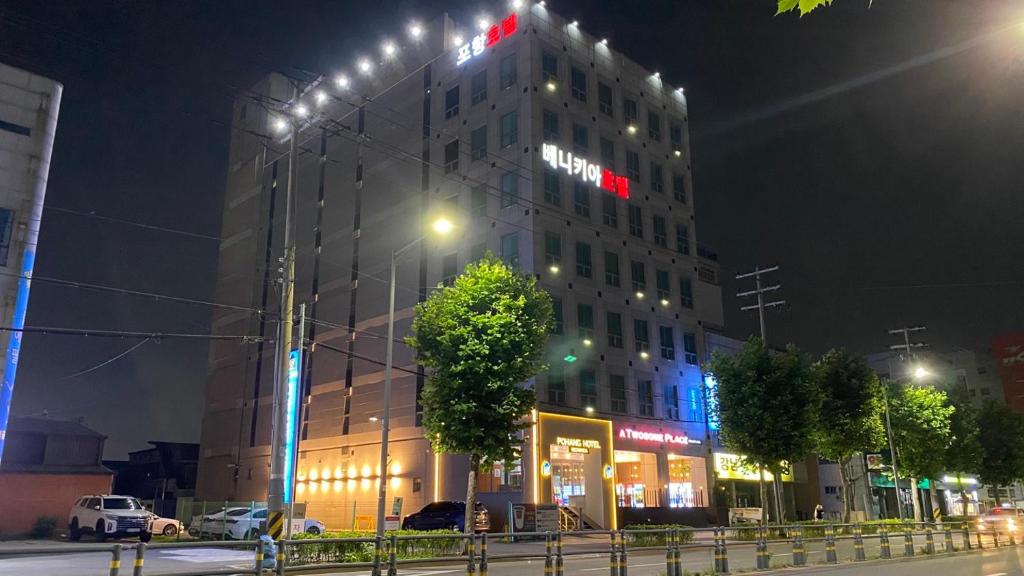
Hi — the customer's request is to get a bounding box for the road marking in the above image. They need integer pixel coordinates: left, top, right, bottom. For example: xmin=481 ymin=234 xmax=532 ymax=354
xmin=580 ymin=562 xmax=662 ymax=572
xmin=983 ymin=573 xmax=1007 ymax=576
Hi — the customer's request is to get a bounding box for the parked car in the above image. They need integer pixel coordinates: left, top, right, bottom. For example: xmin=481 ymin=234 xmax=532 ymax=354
xmin=978 ymin=507 xmax=1023 ymax=532
xmin=149 ymin=514 xmax=185 ymax=536
xmin=401 ymin=501 xmax=490 ymax=532
xmin=188 ymin=507 xmax=324 ymax=539
xmin=68 ymin=495 xmax=152 ymax=542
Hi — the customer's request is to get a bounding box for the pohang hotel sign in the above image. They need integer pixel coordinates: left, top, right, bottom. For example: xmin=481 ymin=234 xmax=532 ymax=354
xmin=542 ymin=143 xmax=630 ymax=199
xmin=456 ymin=13 xmax=518 ymax=66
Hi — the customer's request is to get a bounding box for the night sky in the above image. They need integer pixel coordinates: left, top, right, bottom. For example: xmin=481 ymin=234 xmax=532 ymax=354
xmin=2 ymin=0 xmax=1022 ymax=458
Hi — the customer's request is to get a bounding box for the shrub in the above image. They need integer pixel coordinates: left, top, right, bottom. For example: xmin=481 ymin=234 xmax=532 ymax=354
xmin=622 ymin=524 xmax=694 ymax=547
xmin=288 ymin=530 xmax=463 ymax=566
xmin=30 ymin=516 xmax=58 ymax=539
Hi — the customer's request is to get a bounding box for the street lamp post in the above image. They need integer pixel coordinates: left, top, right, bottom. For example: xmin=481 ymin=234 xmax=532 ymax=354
xmin=882 ymin=379 xmax=905 ymax=520
xmin=375 ymin=217 xmax=454 ymax=542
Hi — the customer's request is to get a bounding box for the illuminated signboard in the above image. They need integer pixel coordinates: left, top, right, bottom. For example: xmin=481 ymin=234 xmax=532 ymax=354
xmin=457 ymin=13 xmax=517 ymax=66
xmin=541 ymin=143 xmax=630 ymax=199
xmin=556 ymin=436 xmax=601 ymax=454
xmin=703 ymin=374 xmax=719 ymax=431
xmin=283 ymin=349 xmax=301 ymax=503
xmin=714 ymin=452 xmax=793 ymax=482
xmin=617 ymin=427 xmax=693 ymax=446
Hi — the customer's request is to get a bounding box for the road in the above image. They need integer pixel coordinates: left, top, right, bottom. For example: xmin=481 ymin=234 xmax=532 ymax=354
xmin=0 ymin=531 xmax=1015 ymax=575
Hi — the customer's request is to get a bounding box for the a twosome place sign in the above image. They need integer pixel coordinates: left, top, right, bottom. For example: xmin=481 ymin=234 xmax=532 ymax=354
xmin=618 ymin=427 xmax=690 ymax=445
xmin=541 ymin=143 xmax=630 ymax=199
xmin=456 ymin=13 xmax=518 ymax=66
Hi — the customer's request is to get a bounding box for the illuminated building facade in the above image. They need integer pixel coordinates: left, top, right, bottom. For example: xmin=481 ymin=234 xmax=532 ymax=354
xmin=196 ymin=3 xmax=723 ymax=530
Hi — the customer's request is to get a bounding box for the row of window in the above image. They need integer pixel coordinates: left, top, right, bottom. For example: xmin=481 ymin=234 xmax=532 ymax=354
xmin=445 ymin=55 xmax=519 ymax=119
xmin=544 ymin=230 xmax=693 ymax=289
xmin=550 ymin=297 xmax=699 ymax=365
xmin=540 ymin=50 xmax=685 ymax=150
xmin=544 ymin=367 xmax=704 ymax=421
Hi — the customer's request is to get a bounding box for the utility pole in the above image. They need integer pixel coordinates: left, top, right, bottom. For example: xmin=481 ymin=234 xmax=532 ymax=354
xmin=736 ymin=265 xmax=785 ymax=344
xmin=885 ymin=325 xmax=927 ymax=522
xmin=286 ymin=303 xmax=306 ymax=539
xmin=888 ymin=325 xmax=927 ymax=364
xmin=267 ymin=84 xmax=301 ymax=540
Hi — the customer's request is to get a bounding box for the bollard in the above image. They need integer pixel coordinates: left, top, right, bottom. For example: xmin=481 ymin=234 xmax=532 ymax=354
xmin=976 ymin=527 xmax=984 ymax=550
xmin=109 ymin=544 xmax=122 ymax=576
xmin=853 ymin=524 xmax=866 ymax=562
xmin=620 ymin=531 xmax=629 ymax=576
xmin=132 ymin=542 xmax=145 ymax=576
xmin=665 ymin=529 xmax=676 ymax=576
xmin=372 ymin=535 xmax=383 ymax=576
xmin=480 ymin=532 xmax=489 ymax=576
xmin=254 ymin=541 xmax=264 ymax=574
xmin=388 ymin=533 xmax=398 ymax=576
xmin=555 ymin=531 xmax=564 ymax=576
xmin=963 ymin=522 xmax=972 ymax=550
xmin=792 ymin=526 xmax=805 ymax=566
xmin=925 ymin=524 xmax=935 ymax=555
xmin=879 ymin=525 xmax=891 ymax=559
xmin=757 ymin=526 xmax=770 ymax=571
xmin=608 ymin=531 xmax=617 ymax=576
xmin=713 ymin=528 xmax=722 ymax=573
xmin=672 ymin=528 xmax=682 ymax=576
xmin=546 ymin=532 xmax=554 ymax=576
xmin=466 ymin=533 xmax=477 ymax=576
xmin=944 ymin=526 xmax=955 ymax=553
xmin=825 ymin=525 xmax=837 ymax=564
xmin=993 ymin=527 xmax=1000 ymax=548
xmin=276 ymin=540 xmax=286 ymax=576
xmin=904 ymin=526 xmax=915 ymax=557
xmin=719 ymin=527 xmax=730 ymax=574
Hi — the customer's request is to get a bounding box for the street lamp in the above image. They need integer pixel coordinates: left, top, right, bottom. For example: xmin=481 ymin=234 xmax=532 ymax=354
xmin=375 ymin=216 xmax=455 ymax=541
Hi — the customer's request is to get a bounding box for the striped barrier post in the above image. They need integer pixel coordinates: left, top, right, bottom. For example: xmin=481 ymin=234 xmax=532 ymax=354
xmin=825 ymin=525 xmax=837 ymax=564
xmin=254 ymin=541 xmax=264 ymax=573
xmin=555 ymin=531 xmax=564 ymax=576
xmin=853 ymin=524 xmax=865 ymax=561
xmin=480 ymin=532 xmax=489 ymax=576
xmin=792 ymin=526 xmax=805 ymax=566
xmin=944 ymin=525 xmax=955 ymax=553
xmin=608 ymin=531 xmax=617 ymax=576
xmin=672 ymin=529 xmax=682 ymax=576
xmin=962 ymin=522 xmax=972 ymax=550
xmin=372 ymin=535 xmax=383 ymax=576
xmin=879 ymin=525 xmax=891 ymax=559
xmin=904 ymin=526 xmax=915 ymax=557
xmin=756 ymin=526 xmax=769 ymax=570
xmin=546 ymin=532 xmax=554 ymax=576
xmin=109 ymin=544 xmax=122 ymax=576
xmin=620 ymin=531 xmax=629 ymax=576
xmin=925 ymin=524 xmax=935 ymax=554
xmin=719 ymin=527 xmax=729 ymax=574
xmin=713 ymin=528 xmax=723 ymax=573
xmin=466 ymin=533 xmax=476 ymax=576
xmin=665 ymin=529 xmax=676 ymax=576
xmin=132 ymin=542 xmax=145 ymax=576
xmin=276 ymin=540 xmax=286 ymax=576
xmin=388 ymin=533 xmax=398 ymax=576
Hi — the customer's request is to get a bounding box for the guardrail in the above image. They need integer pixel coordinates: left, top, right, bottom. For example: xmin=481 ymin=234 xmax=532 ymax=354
xmin=0 ymin=520 xmax=1015 ymax=575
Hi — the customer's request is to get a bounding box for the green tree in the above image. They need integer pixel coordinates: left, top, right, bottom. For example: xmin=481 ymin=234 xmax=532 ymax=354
xmin=976 ymin=401 xmax=1024 ymax=500
xmin=407 ymin=255 xmax=552 ymax=532
xmin=811 ymin=349 xmax=886 ymax=522
xmin=707 ymin=337 xmax=817 ymax=524
xmin=776 ymin=0 xmax=835 ymax=17
xmin=886 ymin=383 xmax=953 ymax=521
xmin=943 ymin=390 xmax=982 ymax=515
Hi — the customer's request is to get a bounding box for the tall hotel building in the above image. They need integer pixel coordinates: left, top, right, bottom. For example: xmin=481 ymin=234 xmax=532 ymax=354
xmin=197 ymin=3 xmax=724 ymax=529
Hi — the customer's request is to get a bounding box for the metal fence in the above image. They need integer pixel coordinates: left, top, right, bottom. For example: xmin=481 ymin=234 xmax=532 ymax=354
xmin=0 ymin=521 xmax=1015 ymax=575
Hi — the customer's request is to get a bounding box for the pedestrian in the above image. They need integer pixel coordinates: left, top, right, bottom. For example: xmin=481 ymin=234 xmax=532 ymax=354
xmin=814 ymin=504 xmax=824 ymax=521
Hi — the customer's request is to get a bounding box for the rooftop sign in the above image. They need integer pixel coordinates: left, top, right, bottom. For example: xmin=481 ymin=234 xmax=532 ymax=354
xmin=456 ymin=13 xmax=517 ymax=66
xmin=541 ymin=143 xmax=630 ymax=199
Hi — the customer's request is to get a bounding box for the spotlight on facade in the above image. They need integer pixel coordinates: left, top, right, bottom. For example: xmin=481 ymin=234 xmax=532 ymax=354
xmin=511 ymin=0 xmax=524 ymax=9
xmin=272 ymin=117 xmax=288 ymax=132
xmin=477 ymin=17 xmax=490 ymax=31
xmin=335 ymin=75 xmax=350 ymax=89
xmin=585 ymin=406 xmax=595 ymax=415
xmin=627 ymin=124 xmax=637 ymax=135
xmin=432 ymin=217 xmax=454 ymax=235
xmin=546 ymin=81 xmax=557 ymax=92
xmin=549 ymin=264 xmax=560 ymax=274
xmin=409 ymin=23 xmax=423 ymax=39
xmin=569 ymin=20 xmax=579 ymax=27
xmin=315 ymin=91 xmax=328 ymax=106
xmin=600 ymin=38 xmax=608 ymax=46
xmin=358 ymin=59 xmax=372 ymax=74
xmin=640 ymin=351 xmax=650 ymax=360
xmin=453 ymin=34 xmax=464 ymax=46
xmin=294 ymin=104 xmax=309 ymax=118
xmin=382 ymin=42 xmax=397 ymax=57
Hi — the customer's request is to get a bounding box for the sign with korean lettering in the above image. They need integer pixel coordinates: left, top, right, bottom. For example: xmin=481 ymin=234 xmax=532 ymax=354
xmin=542 ymin=142 xmax=630 ymax=199
xmin=714 ymin=452 xmax=794 ymax=482
xmin=456 ymin=13 xmax=518 ymax=66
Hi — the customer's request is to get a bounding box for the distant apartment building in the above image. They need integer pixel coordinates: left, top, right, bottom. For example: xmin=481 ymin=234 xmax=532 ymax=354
xmin=0 ymin=62 xmax=62 ymax=463
xmin=196 ymin=4 xmax=725 ymax=530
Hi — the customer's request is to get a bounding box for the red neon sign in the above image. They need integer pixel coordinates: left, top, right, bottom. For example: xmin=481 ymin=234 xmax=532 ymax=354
xmin=457 ymin=13 xmax=517 ymax=66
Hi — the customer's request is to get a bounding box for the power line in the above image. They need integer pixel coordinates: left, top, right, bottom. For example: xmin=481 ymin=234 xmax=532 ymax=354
xmin=735 ymin=264 xmax=786 ymax=345
xmin=44 ymin=205 xmax=223 ymax=241
xmin=0 ymin=325 xmax=265 ymax=341
xmin=59 ymin=337 xmax=152 ymax=380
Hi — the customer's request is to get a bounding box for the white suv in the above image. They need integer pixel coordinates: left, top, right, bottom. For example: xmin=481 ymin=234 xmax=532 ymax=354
xmin=69 ymin=495 xmax=153 ymax=542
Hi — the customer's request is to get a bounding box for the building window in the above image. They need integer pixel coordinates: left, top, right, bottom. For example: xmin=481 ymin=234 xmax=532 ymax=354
xmin=650 ymin=162 xmax=664 ymax=193
xmin=552 ymin=297 xmax=563 ymax=334
xmin=648 ymin=110 xmax=661 ymax=141
xmin=653 ymin=215 xmax=667 ymax=248
xmin=610 ymin=374 xmax=627 ymax=413
xmin=571 ymin=66 xmax=587 ymax=102
xmin=580 ymin=370 xmax=598 ymax=408
xmin=577 ymin=303 xmax=594 ymax=339
xmin=981 ymin=387 xmax=992 ymax=396
xmin=600 ymin=137 xmax=615 ymax=169
xmin=624 ymin=98 xmax=638 ymax=125
xmin=443 ymin=193 xmax=459 ymax=215
xmin=673 ymin=173 xmax=687 ymax=203
xmin=548 ymin=364 xmax=566 ymax=404
xmin=656 ymin=269 xmax=670 ymax=301
xmin=626 ymin=150 xmax=640 ymax=182
xmin=575 ymin=241 xmax=593 ymax=278
xmin=634 ymin=319 xmax=650 ymax=354
xmin=630 ymin=260 xmax=646 ymax=293
xmin=543 ymin=109 xmax=560 ymax=140
xmin=825 ymin=486 xmax=839 ymax=496
xmin=470 ymin=242 xmax=487 ymax=262
xmin=659 ymin=325 xmax=675 ymax=360
xmin=683 ymin=332 xmax=698 ymax=365
xmin=604 ymin=251 xmax=621 ymax=287
xmin=664 ymin=384 xmax=679 ymax=420
xmin=444 ymin=140 xmax=459 ymax=173
xmin=500 ymin=171 xmax=519 ymax=207
xmin=544 ymin=231 xmax=561 ymax=266
xmin=573 ymin=182 xmax=591 ymax=218
xmin=543 ymin=169 xmax=561 ymax=206
xmin=676 ymin=223 xmax=690 ymax=255
xmin=472 ymin=184 xmax=488 ymax=217
xmin=572 ymin=123 xmax=589 ymax=155
xmin=445 ymin=86 xmax=460 ymax=118
xmin=471 ymin=125 xmax=487 ymax=161
xmin=638 ymin=380 xmax=654 ymax=417
xmin=442 ymin=252 xmax=458 ymax=286
xmin=500 ymin=110 xmax=518 ymax=148
xmin=670 ymin=123 xmax=683 ymax=150
xmin=606 ymin=312 xmax=623 ymax=348
xmin=500 ymin=55 xmax=518 ymax=90
xmin=471 ymin=69 xmax=488 ymax=105
xmin=500 ymin=232 xmax=519 ymax=267
xmin=0 ymin=209 xmax=12 ymax=267
xmin=542 ymin=51 xmax=558 ymax=82
xmin=602 ymin=195 xmax=618 ymax=227
xmin=680 ymin=277 xmax=694 ymax=309
xmin=598 ymin=82 xmax=613 ymax=116
xmin=628 ymin=205 xmax=643 ymax=238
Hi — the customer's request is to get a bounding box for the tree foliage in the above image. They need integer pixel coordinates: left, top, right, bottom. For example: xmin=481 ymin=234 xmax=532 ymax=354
xmin=776 ymin=0 xmax=834 ymax=17
xmin=943 ymin=389 xmax=982 ymax=480
xmin=810 ymin=349 xmax=885 ymax=521
xmin=407 ymin=255 xmax=552 ymax=530
xmin=886 ymin=384 xmax=953 ymax=480
xmin=976 ymin=401 xmax=1024 ymax=489
xmin=707 ymin=337 xmax=817 ymax=522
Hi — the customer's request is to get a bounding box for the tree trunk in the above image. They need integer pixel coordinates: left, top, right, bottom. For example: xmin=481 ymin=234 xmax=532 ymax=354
xmin=759 ymin=464 xmax=768 ymax=525
xmin=772 ymin=472 xmax=785 ymax=526
xmin=465 ymin=454 xmax=480 ymax=534
xmin=910 ymin=477 xmax=922 ymax=523
xmin=839 ymin=458 xmax=853 ymax=523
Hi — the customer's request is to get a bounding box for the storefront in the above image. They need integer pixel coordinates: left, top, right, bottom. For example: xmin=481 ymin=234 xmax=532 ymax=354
xmin=714 ymin=452 xmax=795 ymax=518
xmin=934 ymin=474 xmax=981 ymax=517
xmin=612 ymin=425 xmax=709 ymax=515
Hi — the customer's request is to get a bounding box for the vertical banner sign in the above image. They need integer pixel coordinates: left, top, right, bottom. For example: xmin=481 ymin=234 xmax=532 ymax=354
xmin=703 ymin=374 xmax=720 ymax=431
xmin=283 ymin=349 xmax=300 ymax=504
xmin=0 ymin=249 xmax=34 ymax=464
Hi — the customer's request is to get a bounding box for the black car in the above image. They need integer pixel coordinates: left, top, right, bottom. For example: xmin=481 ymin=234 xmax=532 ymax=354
xmin=401 ymin=501 xmax=490 ymax=532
